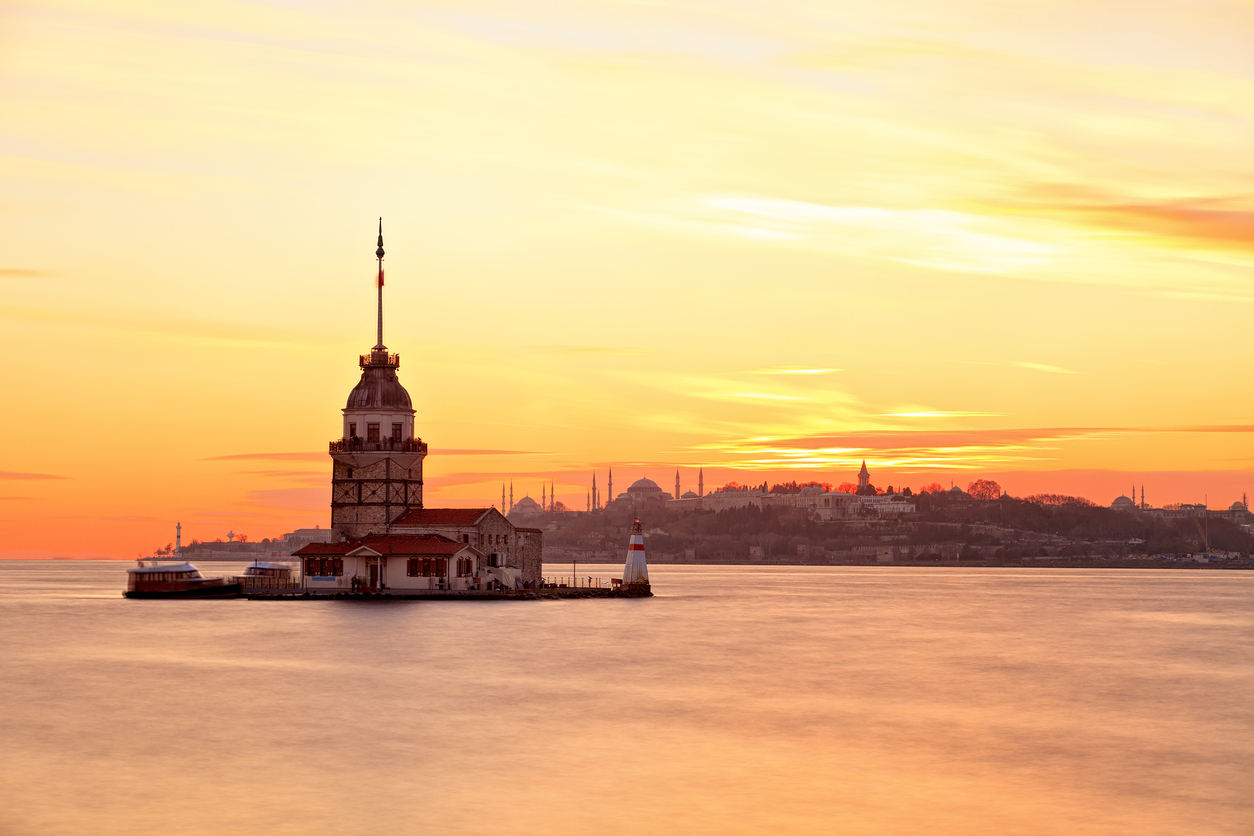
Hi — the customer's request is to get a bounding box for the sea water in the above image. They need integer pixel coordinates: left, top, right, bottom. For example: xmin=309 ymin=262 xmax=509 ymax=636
xmin=0 ymin=561 xmax=1250 ymax=835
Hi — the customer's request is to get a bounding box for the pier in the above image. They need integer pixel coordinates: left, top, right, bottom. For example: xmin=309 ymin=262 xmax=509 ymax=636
xmin=241 ymin=586 xmax=641 ymax=601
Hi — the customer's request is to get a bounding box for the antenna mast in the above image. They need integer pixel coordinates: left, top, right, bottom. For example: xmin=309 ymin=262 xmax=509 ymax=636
xmin=375 ymin=218 xmax=385 ymax=350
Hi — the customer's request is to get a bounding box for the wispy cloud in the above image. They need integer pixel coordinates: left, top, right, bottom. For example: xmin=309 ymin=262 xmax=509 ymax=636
xmin=526 ymin=345 xmax=649 ymax=356
xmin=612 ymin=189 xmax=1254 ymax=302
xmin=750 ymin=368 xmax=842 ymax=375
xmin=989 ymin=186 xmax=1254 ymax=254
xmin=0 ymin=268 xmax=48 ymax=278
xmin=1015 ymin=362 xmax=1078 ymax=374
xmin=699 ymin=196 xmax=1058 ymax=274
xmin=694 ymin=423 xmax=1254 ymax=471
xmin=881 ymin=411 xmax=1004 ymax=418
xmin=204 ymin=452 xmax=324 ymax=462
xmin=0 ymin=470 xmax=67 ymax=480
xmin=439 ymin=448 xmax=548 ymax=455
xmin=245 ymin=488 xmax=327 ymax=510
xmin=698 ymin=391 xmax=813 ymax=402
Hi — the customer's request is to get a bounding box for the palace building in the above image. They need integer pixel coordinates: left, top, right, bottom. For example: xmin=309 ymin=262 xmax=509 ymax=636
xmin=295 ymin=221 xmax=543 ymax=592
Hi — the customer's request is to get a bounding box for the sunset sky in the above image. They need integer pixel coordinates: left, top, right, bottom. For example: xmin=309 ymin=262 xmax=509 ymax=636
xmin=2 ymin=0 xmax=1252 ymax=556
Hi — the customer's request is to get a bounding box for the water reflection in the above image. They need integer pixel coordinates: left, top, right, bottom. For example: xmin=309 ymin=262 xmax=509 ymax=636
xmin=0 ymin=562 xmax=1250 ymax=835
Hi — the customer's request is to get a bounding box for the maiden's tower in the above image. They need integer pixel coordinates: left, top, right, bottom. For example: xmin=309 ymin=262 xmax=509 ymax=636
xmin=329 ymin=221 xmax=427 ymax=538
xmin=296 ymin=221 xmax=543 ymax=592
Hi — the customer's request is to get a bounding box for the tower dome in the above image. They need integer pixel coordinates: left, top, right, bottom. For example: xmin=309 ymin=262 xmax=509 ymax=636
xmin=346 ymin=357 xmax=413 ymax=411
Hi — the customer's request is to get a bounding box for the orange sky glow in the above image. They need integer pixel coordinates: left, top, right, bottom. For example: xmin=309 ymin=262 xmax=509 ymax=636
xmin=2 ymin=0 xmax=1252 ymax=556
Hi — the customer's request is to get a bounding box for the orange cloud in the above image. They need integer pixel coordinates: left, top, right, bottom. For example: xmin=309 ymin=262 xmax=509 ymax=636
xmin=990 ymin=185 xmax=1254 ymax=254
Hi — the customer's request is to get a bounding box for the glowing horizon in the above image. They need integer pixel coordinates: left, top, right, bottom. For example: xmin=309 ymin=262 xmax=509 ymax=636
xmin=1 ymin=0 xmax=1251 ymax=556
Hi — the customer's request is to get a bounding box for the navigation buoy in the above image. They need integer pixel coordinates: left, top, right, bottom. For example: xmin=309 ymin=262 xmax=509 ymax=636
xmin=622 ymin=518 xmax=652 ymax=596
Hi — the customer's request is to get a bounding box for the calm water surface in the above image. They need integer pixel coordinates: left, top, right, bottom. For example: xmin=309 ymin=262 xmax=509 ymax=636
xmin=1 ymin=561 xmax=1251 ymax=836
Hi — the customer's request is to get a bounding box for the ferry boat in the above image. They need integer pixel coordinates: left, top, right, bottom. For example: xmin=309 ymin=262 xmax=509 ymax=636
xmin=124 ymin=561 xmax=241 ymax=599
xmin=235 ymin=561 xmax=299 ymax=591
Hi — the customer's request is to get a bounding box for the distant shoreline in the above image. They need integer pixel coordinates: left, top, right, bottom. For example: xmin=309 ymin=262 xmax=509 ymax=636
xmin=3 ymin=556 xmax=1249 ymax=571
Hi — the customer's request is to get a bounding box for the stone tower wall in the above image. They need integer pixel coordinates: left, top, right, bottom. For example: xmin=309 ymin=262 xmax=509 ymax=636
xmin=330 ymin=453 xmax=424 ymax=539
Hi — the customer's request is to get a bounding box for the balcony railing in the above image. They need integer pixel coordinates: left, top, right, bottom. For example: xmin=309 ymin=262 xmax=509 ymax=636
xmin=330 ymin=437 xmax=427 ymax=454
xmin=360 ymin=351 xmax=400 ymax=369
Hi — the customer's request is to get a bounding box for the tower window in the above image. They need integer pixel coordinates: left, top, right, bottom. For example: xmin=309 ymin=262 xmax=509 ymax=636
xmin=392 ymin=423 xmax=402 ymax=441
xmin=367 ymin=423 xmax=380 ymax=442
xmin=348 ymin=423 xmax=356 ymax=438
xmin=347 ymin=468 xmax=353 ymax=478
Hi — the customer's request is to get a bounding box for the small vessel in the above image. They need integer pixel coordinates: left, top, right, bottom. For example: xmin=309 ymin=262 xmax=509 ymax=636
xmin=235 ymin=561 xmax=298 ymax=591
xmin=124 ymin=561 xmax=241 ymax=599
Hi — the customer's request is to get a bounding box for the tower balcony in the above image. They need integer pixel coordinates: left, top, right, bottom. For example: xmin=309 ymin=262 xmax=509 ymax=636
xmin=330 ymin=437 xmax=427 ymax=454
xmin=360 ymin=350 xmax=400 ymax=369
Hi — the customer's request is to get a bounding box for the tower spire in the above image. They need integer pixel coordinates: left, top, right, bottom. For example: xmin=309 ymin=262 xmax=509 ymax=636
xmin=374 ymin=218 xmax=386 ymax=350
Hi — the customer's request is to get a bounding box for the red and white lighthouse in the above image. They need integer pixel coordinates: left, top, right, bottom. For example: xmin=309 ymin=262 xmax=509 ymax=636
xmin=622 ymin=518 xmax=651 ymax=595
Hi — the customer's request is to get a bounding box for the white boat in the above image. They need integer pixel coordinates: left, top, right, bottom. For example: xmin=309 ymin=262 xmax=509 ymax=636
xmin=124 ymin=561 xmax=241 ymax=599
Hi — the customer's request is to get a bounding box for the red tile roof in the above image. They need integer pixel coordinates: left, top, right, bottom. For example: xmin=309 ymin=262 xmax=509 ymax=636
xmin=515 ymin=527 xmax=543 ymax=534
xmin=294 ymin=533 xmax=466 ymax=557
xmin=390 ymin=507 xmax=493 ymax=526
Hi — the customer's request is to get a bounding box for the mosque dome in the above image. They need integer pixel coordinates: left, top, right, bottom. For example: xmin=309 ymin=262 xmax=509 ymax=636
xmin=1231 ymin=501 xmax=1248 ymax=512
xmin=346 ymin=362 xmax=413 ymax=411
xmin=514 ymin=496 xmax=539 ymax=509
xmin=630 ymin=478 xmax=662 ymax=492
xmin=681 ymin=490 xmax=699 ymax=499
xmin=950 ymin=485 xmax=964 ymax=493
xmin=1111 ymin=495 xmax=1136 ymax=510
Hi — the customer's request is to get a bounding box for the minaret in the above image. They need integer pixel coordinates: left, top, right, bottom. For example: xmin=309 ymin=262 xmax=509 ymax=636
xmin=675 ymin=469 xmax=681 ymax=501
xmin=858 ymin=460 xmax=870 ymax=490
xmin=175 ymin=522 xmax=182 ymax=557
xmin=698 ymin=468 xmax=703 ymax=498
xmin=608 ymin=468 xmax=613 ymax=504
xmin=551 ymin=480 xmax=556 ymax=511
xmin=502 ymin=483 xmax=506 ymax=512
xmin=509 ymin=482 xmax=514 ymax=513
xmin=542 ymin=483 xmax=546 ymax=510
xmin=329 ymin=219 xmax=427 ymax=539
xmin=587 ymin=491 xmax=590 ymax=512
